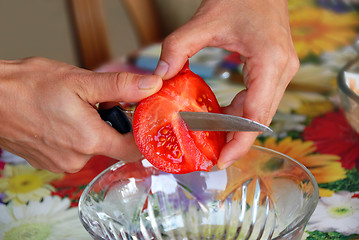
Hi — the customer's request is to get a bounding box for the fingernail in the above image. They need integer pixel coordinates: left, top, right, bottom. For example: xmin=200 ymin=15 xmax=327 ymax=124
xmin=218 ymin=160 xmax=233 ymax=170
xmin=138 ymin=75 xmax=158 ymax=89
xmin=154 ymin=60 xmax=168 ymax=78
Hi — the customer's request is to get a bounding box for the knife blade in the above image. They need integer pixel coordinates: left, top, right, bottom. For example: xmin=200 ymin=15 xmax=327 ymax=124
xmin=179 ymin=111 xmax=272 ymax=132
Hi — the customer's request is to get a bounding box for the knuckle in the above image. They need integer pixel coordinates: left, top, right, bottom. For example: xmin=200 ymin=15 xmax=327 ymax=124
xmin=114 ymin=72 xmax=134 ymax=92
xmin=75 ymin=137 xmax=101 ymax=156
xmin=271 ymin=44 xmax=289 ymax=65
xmin=71 ymin=72 xmax=90 ymax=94
xmin=162 ymin=34 xmax=181 ymax=53
xmin=20 ymin=57 xmax=47 ymax=71
xmin=162 ymin=34 xmax=192 ymax=58
xmin=24 ymin=56 xmax=52 ymax=67
xmin=65 ymin=164 xmax=85 ymax=174
xmin=115 ymin=71 xmax=130 ymax=86
xmin=264 ymin=28 xmax=291 ymax=59
xmin=57 ymin=156 xmax=87 ymax=173
xmin=63 ymin=165 xmax=83 ymax=174
xmin=22 ymin=56 xmax=44 ymax=63
xmin=289 ymin=52 xmax=300 ymax=74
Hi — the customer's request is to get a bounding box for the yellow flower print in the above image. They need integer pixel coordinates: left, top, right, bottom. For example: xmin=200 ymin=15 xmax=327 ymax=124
xmin=278 ymin=90 xmax=327 ymax=113
xmin=257 ymin=137 xmax=346 ymax=196
xmin=290 ymin=7 xmax=359 ymax=59
xmin=0 ymin=164 xmax=63 ymax=205
xmin=220 ymin=137 xmax=347 ymax=203
xmin=290 ymin=63 xmax=337 ymax=93
xmin=288 ymin=0 xmax=316 ymax=10
xmin=296 ymin=100 xmax=335 ymax=117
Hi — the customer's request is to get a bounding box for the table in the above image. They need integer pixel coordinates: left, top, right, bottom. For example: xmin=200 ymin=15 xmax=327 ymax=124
xmin=1 ymin=1 xmax=359 ymax=239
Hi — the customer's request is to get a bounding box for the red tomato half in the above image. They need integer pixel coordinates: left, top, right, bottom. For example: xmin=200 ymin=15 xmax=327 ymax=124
xmin=133 ymin=61 xmax=226 ymax=174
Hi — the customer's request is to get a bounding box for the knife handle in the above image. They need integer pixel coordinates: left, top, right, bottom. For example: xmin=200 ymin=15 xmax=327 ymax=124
xmin=97 ymin=106 xmax=132 ymax=134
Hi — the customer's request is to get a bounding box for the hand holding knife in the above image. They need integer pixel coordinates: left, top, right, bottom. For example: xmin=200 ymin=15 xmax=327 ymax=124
xmin=98 ymin=106 xmax=272 ymax=134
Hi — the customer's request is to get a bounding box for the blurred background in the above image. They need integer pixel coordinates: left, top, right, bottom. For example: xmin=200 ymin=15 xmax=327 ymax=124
xmin=0 ymin=0 xmax=201 ymax=67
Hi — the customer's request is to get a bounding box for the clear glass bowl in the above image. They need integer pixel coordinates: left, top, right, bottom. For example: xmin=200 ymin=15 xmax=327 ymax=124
xmin=338 ymin=54 xmax=359 ymax=134
xmin=78 ymin=145 xmax=318 ymax=240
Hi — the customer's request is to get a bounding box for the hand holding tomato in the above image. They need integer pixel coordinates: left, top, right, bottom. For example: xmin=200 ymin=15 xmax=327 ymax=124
xmin=154 ymin=0 xmax=299 ymax=168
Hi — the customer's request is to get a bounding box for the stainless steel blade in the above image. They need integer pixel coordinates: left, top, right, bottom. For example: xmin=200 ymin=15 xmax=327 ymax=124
xmin=179 ymin=112 xmax=272 ymax=132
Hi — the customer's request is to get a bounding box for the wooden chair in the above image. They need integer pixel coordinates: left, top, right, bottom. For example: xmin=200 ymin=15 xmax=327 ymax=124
xmin=67 ymin=0 xmax=163 ymax=70
xmin=121 ymin=0 xmax=163 ymax=46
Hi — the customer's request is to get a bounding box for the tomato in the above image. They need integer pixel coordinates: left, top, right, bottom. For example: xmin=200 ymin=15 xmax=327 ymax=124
xmin=133 ymin=61 xmax=226 ymax=174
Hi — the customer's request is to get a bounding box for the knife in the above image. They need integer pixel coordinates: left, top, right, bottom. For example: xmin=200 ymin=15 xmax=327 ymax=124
xmin=98 ymin=106 xmax=272 ymax=134
xmin=178 ymin=111 xmax=271 ymax=132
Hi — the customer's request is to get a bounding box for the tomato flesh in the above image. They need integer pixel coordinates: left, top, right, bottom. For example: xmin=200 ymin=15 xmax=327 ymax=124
xmin=133 ymin=61 xmax=226 ymax=174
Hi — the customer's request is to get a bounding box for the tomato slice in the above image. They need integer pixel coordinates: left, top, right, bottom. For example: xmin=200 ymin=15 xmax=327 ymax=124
xmin=133 ymin=61 xmax=226 ymax=174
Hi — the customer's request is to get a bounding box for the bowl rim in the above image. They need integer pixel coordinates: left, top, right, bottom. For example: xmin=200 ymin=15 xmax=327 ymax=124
xmin=337 ymin=56 xmax=359 ymax=102
xmin=78 ymin=145 xmax=319 ymax=239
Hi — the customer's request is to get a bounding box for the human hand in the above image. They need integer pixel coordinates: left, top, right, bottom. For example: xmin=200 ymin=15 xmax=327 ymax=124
xmin=154 ymin=0 xmax=299 ymax=169
xmin=0 ymin=57 xmax=162 ymax=173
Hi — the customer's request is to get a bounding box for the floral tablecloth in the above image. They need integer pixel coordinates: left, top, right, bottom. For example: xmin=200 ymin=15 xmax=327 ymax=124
xmin=1 ymin=0 xmax=359 ymax=239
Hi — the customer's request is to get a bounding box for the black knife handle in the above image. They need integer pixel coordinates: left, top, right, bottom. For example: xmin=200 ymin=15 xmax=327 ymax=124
xmin=97 ymin=106 xmax=132 ymax=134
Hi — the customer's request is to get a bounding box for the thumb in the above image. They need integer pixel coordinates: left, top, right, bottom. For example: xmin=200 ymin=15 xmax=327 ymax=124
xmin=154 ymin=20 xmax=213 ymax=79
xmin=78 ymin=71 xmax=163 ymax=104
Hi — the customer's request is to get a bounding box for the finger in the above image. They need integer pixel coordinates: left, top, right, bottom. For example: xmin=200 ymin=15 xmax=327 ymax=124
xmin=57 ymin=103 xmax=143 ymax=166
xmin=217 ymin=131 xmax=258 ymax=169
xmin=222 ymin=89 xmax=247 ymax=142
xmin=218 ymin=50 xmax=298 ymax=169
xmin=242 ymin=47 xmax=293 ymax=124
xmin=217 ymin=53 xmax=288 ymax=168
xmin=154 ymin=20 xmax=214 ymax=79
xmin=222 ymin=89 xmax=247 ymax=116
xmin=76 ymin=72 xmax=163 ymax=105
xmin=96 ymin=125 xmax=143 ymax=162
xmin=267 ymin=45 xmax=299 ymax=119
xmin=218 ymin=89 xmax=258 ymax=169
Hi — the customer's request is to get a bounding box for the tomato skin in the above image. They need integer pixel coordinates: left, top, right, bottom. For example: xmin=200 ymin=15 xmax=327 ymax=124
xmin=133 ymin=61 xmax=226 ymax=174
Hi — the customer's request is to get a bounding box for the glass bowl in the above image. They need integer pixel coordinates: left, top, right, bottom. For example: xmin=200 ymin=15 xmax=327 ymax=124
xmin=338 ymin=54 xmax=359 ymax=134
xmin=78 ymin=145 xmax=318 ymax=240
